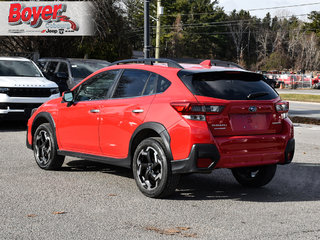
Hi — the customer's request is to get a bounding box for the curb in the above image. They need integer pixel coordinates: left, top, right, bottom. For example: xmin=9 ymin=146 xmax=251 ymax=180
xmin=289 ymin=115 xmax=320 ymax=125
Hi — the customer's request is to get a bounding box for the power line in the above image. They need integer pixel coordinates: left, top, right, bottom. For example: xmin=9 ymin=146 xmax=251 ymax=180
xmin=246 ymin=2 xmax=320 ymax=12
xmin=177 ymin=28 xmax=320 ymax=36
xmin=127 ymin=27 xmax=320 ymax=38
xmin=163 ymin=2 xmax=320 ymax=17
xmin=130 ymin=14 xmax=309 ymax=32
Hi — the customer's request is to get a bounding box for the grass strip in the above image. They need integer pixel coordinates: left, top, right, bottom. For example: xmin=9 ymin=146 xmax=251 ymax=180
xmin=280 ymin=94 xmax=320 ymax=103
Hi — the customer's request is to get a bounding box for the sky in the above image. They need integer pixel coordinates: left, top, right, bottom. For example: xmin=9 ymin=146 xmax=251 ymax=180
xmin=217 ymin=0 xmax=320 ymax=20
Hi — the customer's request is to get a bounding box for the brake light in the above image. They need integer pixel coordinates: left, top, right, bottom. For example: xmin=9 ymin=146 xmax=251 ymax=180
xmin=275 ymin=101 xmax=289 ymax=119
xmin=171 ymin=102 xmax=224 ymax=121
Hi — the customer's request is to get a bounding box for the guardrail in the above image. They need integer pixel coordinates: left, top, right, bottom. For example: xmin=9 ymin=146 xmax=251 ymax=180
xmin=264 ymin=74 xmax=317 ymax=89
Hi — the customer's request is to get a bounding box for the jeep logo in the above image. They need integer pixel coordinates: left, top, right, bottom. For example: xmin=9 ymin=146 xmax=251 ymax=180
xmin=249 ymin=106 xmax=257 ymax=112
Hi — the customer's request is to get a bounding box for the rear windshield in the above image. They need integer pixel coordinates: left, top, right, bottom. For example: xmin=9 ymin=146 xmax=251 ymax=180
xmin=179 ymin=71 xmax=278 ymax=100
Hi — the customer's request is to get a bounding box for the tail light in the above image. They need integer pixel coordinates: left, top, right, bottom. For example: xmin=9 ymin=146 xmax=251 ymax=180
xmin=171 ymin=102 xmax=224 ymax=121
xmin=275 ymin=101 xmax=289 ymax=119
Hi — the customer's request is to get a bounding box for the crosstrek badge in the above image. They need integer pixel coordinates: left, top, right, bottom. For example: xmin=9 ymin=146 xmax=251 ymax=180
xmin=0 ymin=1 xmax=94 ymax=36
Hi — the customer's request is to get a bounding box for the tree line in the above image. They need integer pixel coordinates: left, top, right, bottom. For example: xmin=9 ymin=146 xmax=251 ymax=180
xmin=1 ymin=0 xmax=320 ymax=71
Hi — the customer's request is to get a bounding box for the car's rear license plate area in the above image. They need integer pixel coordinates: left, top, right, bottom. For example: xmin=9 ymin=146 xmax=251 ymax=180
xmin=230 ymin=113 xmax=269 ymax=131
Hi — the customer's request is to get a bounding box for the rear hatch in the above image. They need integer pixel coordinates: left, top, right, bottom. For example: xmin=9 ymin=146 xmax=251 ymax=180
xmin=178 ymin=70 xmax=285 ymax=136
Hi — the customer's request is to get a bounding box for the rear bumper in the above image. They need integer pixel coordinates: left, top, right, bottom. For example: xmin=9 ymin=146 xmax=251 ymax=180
xmin=214 ymin=134 xmax=292 ymax=168
xmin=171 ymin=136 xmax=295 ymax=174
xmin=283 ymin=138 xmax=295 ymax=164
xmin=171 ymin=144 xmax=220 ymax=174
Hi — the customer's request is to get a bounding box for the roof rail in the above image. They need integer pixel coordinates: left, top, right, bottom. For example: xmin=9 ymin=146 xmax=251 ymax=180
xmin=210 ymin=59 xmax=243 ymax=69
xmin=170 ymin=58 xmax=243 ymax=69
xmin=110 ymin=58 xmax=184 ymax=69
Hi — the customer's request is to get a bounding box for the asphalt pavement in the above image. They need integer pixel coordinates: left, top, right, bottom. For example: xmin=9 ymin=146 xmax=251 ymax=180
xmin=0 ymin=121 xmax=319 ymax=239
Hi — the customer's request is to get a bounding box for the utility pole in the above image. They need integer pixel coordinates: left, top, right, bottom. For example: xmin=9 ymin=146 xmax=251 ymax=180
xmin=155 ymin=0 xmax=163 ymax=59
xmin=144 ymin=0 xmax=151 ymax=58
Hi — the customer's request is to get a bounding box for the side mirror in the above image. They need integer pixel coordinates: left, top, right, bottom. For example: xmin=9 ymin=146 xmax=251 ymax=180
xmin=55 ymin=72 xmax=68 ymax=81
xmin=62 ymin=91 xmax=74 ymax=106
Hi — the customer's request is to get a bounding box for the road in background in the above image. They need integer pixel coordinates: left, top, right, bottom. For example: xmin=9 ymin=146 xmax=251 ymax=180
xmin=0 ymin=121 xmax=319 ymax=239
xmin=275 ymin=89 xmax=320 ymax=119
xmin=277 ymin=89 xmax=320 ymax=95
xmin=289 ymin=101 xmax=320 ymax=119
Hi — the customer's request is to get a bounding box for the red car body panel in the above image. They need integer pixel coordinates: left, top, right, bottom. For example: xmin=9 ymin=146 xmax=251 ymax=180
xmin=99 ymin=94 xmax=155 ymax=158
xmin=57 ymin=100 xmax=102 ymax=154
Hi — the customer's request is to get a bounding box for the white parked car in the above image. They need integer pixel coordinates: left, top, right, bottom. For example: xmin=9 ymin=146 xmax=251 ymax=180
xmin=0 ymin=57 xmax=60 ymax=119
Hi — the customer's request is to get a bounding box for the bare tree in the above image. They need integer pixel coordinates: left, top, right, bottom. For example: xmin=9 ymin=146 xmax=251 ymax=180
xmin=229 ymin=20 xmax=249 ymax=64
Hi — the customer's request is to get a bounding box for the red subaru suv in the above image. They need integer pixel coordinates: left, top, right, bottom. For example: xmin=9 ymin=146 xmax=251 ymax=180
xmin=26 ymin=59 xmax=295 ymax=198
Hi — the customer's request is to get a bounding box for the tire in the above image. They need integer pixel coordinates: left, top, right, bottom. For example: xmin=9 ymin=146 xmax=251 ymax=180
xmin=33 ymin=123 xmax=65 ymax=170
xmin=132 ymin=137 xmax=180 ymax=198
xmin=231 ymin=164 xmax=277 ymax=188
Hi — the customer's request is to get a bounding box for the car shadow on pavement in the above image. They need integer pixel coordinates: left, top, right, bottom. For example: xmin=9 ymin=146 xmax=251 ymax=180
xmin=171 ymin=163 xmax=320 ymax=202
xmin=62 ymin=160 xmax=320 ymax=203
xmin=63 ymin=160 xmax=133 ymax=178
xmin=0 ymin=120 xmax=27 ymax=132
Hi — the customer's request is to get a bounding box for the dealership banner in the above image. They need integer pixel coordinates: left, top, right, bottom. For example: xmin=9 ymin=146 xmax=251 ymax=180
xmin=0 ymin=1 xmax=94 ymax=36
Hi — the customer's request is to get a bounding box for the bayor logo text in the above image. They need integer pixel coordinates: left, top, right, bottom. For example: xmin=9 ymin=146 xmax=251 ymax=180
xmin=8 ymin=3 xmax=78 ymax=31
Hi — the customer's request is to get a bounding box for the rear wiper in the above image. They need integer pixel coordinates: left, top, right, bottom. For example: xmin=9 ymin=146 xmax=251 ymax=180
xmin=247 ymin=92 xmax=269 ymax=99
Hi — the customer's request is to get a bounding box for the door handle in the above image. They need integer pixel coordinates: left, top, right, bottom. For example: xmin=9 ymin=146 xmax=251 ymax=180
xmin=132 ymin=109 xmax=144 ymax=113
xmin=90 ymin=109 xmax=100 ymax=113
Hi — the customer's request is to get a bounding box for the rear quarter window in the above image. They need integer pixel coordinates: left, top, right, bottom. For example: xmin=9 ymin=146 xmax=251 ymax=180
xmin=179 ymin=71 xmax=278 ymax=100
xmin=157 ymin=76 xmax=171 ymax=93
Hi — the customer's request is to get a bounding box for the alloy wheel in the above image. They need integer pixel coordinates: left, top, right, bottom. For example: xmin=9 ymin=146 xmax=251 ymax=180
xmin=136 ymin=146 xmax=163 ymax=190
xmin=34 ymin=130 xmax=52 ymax=166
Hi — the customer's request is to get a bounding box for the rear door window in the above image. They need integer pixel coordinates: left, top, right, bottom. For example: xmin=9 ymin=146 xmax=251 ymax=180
xmin=179 ymin=71 xmax=278 ymax=100
xmin=112 ymin=69 xmax=150 ymax=98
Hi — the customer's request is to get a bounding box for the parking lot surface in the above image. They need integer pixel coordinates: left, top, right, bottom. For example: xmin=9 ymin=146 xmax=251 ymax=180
xmin=0 ymin=121 xmax=319 ymax=239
